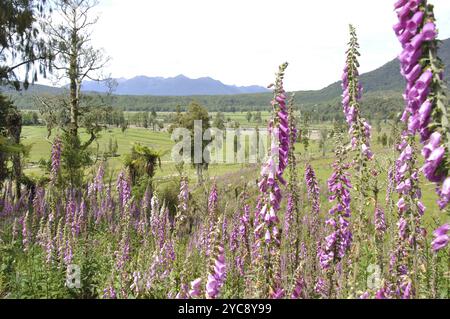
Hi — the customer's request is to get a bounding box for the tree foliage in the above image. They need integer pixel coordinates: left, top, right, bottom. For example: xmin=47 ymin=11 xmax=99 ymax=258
xmin=0 ymin=0 xmax=52 ymax=88
xmin=169 ymin=101 xmax=211 ymax=183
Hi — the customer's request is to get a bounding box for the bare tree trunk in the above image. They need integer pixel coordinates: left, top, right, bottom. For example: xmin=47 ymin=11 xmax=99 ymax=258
xmin=0 ymin=152 xmax=6 ymax=192
xmin=69 ymin=28 xmax=79 ymax=139
xmin=12 ymin=144 xmax=22 ymax=198
xmin=8 ymin=111 xmax=22 ymax=198
xmin=196 ymin=165 xmax=204 ymax=185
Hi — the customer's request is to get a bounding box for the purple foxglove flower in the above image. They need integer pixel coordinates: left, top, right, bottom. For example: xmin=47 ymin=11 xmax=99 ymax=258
xmin=397 ymin=217 xmax=408 ymax=240
xmin=401 ymin=281 xmax=412 ymax=299
xmin=399 ymin=145 xmax=413 ymax=162
xmin=417 ymin=201 xmax=426 ymax=215
xmin=189 ymin=278 xmax=202 ymax=298
xmin=394 ymin=0 xmax=407 ymax=10
xmin=408 ymin=114 xmax=421 ymax=133
xmin=419 ymin=100 xmax=432 ymax=125
xmin=416 ymin=69 xmax=433 ymax=90
xmin=396 ymin=178 xmax=412 ymax=194
xmin=103 ymin=286 xmax=117 ymax=299
xmin=398 ymin=30 xmax=414 ymax=44
xmin=205 ymin=274 xmax=218 ymax=298
xmin=422 ymin=22 xmax=437 ymax=41
xmin=422 ymin=146 xmax=445 ymax=182
xmin=422 ymin=132 xmax=441 ymax=158
xmin=406 ymin=11 xmax=424 ymax=32
xmin=396 ymin=2 xmax=412 ymax=20
xmin=374 ymin=207 xmax=387 ymax=235
xmin=175 ymin=284 xmax=190 ymax=299
xmin=22 ymin=212 xmax=30 ymax=252
xmin=436 ymin=188 xmax=450 ymax=209
xmin=396 ymin=198 xmax=408 ymax=213
xmin=206 ymin=245 xmax=226 ymax=299
xmin=291 ymin=276 xmax=305 ymax=299
xmin=64 ymin=237 xmax=73 ymax=265
xmin=208 ymin=183 xmax=218 ymax=215
xmin=441 ymin=177 xmax=450 ymax=196
xmin=130 ymin=271 xmax=142 ymax=295
xmin=230 ymin=220 xmax=239 ymax=253
xmin=284 ymin=194 xmax=294 ymax=238
xmin=399 ymin=49 xmax=410 ymax=63
xmin=431 ymin=224 xmax=450 ymax=252
xmin=314 ymin=278 xmax=327 ymax=298
xmin=375 ymin=289 xmax=388 ymax=299
xmin=406 ymin=48 xmax=422 ymax=66
xmin=116 ymin=171 xmax=131 ymax=207
xmin=271 ymin=288 xmax=285 ymax=299
xmin=362 ymin=143 xmax=374 ymax=160
xmin=50 ymin=137 xmax=62 ymax=184
xmin=359 ymin=292 xmax=370 ymax=299
xmin=305 ymin=164 xmax=321 ymax=215
xmin=264 ymin=229 xmax=271 ymax=243
xmin=177 ymin=177 xmax=189 ymax=213
xmin=405 ymin=63 xmax=422 ymax=83
xmin=320 ymin=161 xmax=352 ymax=270
xmin=90 ymin=163 xmax=105 ymax=196
xmin=393 ymin=21 xmax=406 ymax=35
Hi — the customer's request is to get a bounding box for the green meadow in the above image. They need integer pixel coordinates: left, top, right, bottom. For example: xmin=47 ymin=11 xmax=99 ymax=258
xmin=20 ymin=119 xmax=442 ymax=225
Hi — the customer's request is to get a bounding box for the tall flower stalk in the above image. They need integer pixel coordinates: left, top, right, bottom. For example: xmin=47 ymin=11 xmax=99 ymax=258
xmin=205 ymin=183 xmax=218 ymax=257
xmin=394 ymin=0 xmax=450 ymax=251
xmin=253 ymin=62 xmax=290 ymax=298
xmin=391 ymin=133 xmax=426 ymax=298
xmin=319 ymin=141 xmax=352 ymax=297
xmin=285 ymin=95 xmax=302 ymax=272
xmin=342 ymin=25 xmax=374 ymax=294
xmin=116 ymin=171 xmax=131 ymax=210
xmin=341 ymin=25 xmax=373 ymax=212
xmin=50 ymin=137 xmax=62 ymax=185
xmin=342 ymin=25 xmax=373 ymax=162
xmin=174 ymin=176 xmax=189 ymax=237
xmin=304 ymin=164 xmax=321 ymax=293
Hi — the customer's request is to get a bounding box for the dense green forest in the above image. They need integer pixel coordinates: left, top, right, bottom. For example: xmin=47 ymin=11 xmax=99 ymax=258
xmin=5 ymin=87 xmax=442 ymax=122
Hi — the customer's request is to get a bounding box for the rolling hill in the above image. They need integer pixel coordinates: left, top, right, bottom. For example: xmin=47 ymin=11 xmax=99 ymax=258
xmin=293 ymin=37 xmax=450 ymax=105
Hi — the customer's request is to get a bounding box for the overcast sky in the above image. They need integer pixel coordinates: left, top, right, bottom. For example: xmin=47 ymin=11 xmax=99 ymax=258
xmin=51 ymin=0 xmax=450 ymax=91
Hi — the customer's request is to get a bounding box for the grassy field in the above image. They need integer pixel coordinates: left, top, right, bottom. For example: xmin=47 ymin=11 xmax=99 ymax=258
xmin=20 ymin=122 xmax=444 ymax=225
xmin=22 ymin=121 xmax=446 ymax=224
xmin=21 ymin=125 xmax=271 ymax=185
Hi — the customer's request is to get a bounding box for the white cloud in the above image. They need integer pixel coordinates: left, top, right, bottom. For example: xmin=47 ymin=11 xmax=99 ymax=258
xmin=47 ymin=0 xmax=450 ymax=91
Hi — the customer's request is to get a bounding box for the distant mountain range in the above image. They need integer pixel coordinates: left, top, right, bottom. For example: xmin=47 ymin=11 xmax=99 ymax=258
xmin=3 ymin=38 xmax=449 ymax=108
xmin=79 ymin=74 xmax=270 ymax=96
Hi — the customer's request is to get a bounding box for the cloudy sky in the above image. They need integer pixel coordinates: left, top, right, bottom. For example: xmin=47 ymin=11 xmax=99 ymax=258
xmin=65 ymin=0 xmax=450 ymax=91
